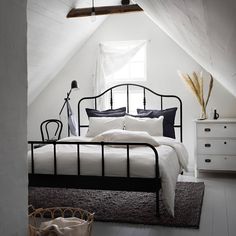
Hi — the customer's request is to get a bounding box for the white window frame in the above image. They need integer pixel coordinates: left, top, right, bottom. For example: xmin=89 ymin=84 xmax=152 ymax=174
xmin=104 ymin=40 xmax=147 ymax=89
xmin=96 ymin=40 xmax=147 ymax=111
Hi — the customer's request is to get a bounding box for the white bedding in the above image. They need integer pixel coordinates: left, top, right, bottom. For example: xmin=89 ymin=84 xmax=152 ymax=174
xmin=28 ymin=131 xmax=188 ymax=216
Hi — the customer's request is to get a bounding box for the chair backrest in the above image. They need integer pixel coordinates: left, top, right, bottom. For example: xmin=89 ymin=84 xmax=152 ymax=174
xmin=40 ymin=119 xmax=63 ymax=142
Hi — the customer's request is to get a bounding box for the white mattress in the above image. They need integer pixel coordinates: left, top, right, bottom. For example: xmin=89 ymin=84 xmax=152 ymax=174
xmin=28 ymin=136 xmax=188 ymax=216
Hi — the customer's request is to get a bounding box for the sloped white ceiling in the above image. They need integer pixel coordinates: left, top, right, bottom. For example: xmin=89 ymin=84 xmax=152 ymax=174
xmin=27 ymin=0 xmax=120 ymax=104
xmin=136 ymin=0 xmax=236 ymax=97
xmin=28 ymin=0 xmax=236 ymax=104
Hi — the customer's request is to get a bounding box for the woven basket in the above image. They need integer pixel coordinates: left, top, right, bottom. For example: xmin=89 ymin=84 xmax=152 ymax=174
xmin=28 ymin=206 xmax=94 ymax=236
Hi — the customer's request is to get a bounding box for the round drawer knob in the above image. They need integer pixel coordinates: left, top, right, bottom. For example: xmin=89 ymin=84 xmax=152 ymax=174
xmin=224 ymin=126 xmax=227 ymax=129
xmin=224 ymin=141 xmax=227 ymax=144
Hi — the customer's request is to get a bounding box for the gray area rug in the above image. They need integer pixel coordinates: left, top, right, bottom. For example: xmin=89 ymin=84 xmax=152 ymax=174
xmin=29 ymin=182 xmax=205 ymax=228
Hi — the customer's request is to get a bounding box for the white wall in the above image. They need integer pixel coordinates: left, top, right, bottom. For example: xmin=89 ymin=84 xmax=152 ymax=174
xmin=28 ymin=12 xmax=236 ymax=170
xmin=0 ymin=0 xmax=27 ymax=235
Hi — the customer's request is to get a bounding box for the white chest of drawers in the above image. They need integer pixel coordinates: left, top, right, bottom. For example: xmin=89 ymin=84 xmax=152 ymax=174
xmin=194 ymin=118 xmax=236 ymax=177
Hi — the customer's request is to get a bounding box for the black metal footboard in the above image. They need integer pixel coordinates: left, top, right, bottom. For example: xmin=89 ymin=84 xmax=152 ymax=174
xmin=28 ymin=141 xmax=161 ymax=216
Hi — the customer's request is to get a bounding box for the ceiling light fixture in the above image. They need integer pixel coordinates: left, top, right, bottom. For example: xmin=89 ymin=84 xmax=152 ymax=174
xmin=121 ymin=0 xmax=130 ymax=5
xmin=91 ymin=0 xmax=96 ymax=22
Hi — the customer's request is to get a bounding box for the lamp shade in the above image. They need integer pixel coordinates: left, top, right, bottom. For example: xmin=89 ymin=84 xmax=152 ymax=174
xmin=71 ymin=80 xmax=79 ymax=90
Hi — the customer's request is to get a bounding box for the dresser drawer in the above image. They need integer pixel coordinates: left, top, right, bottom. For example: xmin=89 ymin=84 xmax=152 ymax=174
xmin=197 ymin=139 xmax=236 ymax=155
xmin=197 ymin=123 xmax=236 ymax=138
xmin=197 ymin=155 xmax=236 ymax=170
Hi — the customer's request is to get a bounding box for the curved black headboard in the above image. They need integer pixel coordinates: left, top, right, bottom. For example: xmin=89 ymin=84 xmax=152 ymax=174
xmin=78 ymin=83 xmax=183 ymax=141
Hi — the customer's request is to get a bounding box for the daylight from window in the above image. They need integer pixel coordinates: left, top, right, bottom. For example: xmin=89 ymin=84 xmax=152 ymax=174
xmin=101 ymin=40 xmax=147 ymax=112
xmin=104 ymin=40 xmax=146 ymax=87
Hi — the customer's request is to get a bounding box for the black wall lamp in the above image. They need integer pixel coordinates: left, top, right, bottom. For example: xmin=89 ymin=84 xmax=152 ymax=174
xmin=59 ymin=80 xmax=79 ymax=136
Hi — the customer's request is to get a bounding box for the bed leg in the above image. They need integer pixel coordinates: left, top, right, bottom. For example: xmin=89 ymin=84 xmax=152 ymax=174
xmin=156 ymin=191 xmax=160 ymax=217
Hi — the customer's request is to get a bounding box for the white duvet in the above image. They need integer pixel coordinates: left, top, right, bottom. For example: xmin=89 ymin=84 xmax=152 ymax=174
xmin=28 ymin=130 xmax=188 ymax=216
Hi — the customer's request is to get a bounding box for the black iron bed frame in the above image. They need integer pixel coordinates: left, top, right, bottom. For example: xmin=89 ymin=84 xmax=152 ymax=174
xmin=28 ymin=83 xmax=183 ymax=216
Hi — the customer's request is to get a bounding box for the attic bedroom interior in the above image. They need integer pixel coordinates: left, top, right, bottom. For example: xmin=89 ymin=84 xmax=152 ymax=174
xmin=1 ymin=0 xmax=236 ymax=235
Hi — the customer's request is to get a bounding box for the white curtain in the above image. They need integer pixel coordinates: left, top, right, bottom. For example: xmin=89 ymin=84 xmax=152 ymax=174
xmin=95 ymin=40 xmax=146 ymax=95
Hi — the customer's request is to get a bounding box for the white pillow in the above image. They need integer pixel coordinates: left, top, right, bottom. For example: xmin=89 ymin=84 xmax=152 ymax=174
xmin=86 ymin=117 xmax=124 ymax=137
xmin=91 ymin=129 xmax=159 ymax=147
xmin=124 ymin=115 xmax=164 ymax=136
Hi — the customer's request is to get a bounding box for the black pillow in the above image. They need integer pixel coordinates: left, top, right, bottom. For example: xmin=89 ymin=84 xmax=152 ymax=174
xmin=125 ymin=111 xmax=153 ymax=118
xmin=137 ymin=107 xmax=177 ymax=138
xmin=86 ymin=107 xmax=126 ymax=118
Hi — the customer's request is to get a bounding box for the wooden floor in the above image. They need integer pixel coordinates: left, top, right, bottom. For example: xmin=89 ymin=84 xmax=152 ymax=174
xmin=92 ymin=172 xmax=236 ymax=236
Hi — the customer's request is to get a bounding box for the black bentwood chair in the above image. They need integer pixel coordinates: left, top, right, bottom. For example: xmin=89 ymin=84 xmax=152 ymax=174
xmin=40 ymin=119 xmax=63 ymax=142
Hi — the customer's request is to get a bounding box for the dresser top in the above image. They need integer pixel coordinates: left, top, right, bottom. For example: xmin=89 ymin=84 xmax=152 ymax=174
xmin=194 ymin=118 xmax=236 ymax=123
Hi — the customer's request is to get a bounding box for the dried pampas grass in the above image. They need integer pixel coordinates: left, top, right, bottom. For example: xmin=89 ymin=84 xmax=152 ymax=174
xmin=178 ymin=71 xmax=214 ymax=119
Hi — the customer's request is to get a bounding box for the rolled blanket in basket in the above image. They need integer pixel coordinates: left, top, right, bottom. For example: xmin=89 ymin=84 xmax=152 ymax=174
xmin=39 ymin=217 xmax=89 ymax=236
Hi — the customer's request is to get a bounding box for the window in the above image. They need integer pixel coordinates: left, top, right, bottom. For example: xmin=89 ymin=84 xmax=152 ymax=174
xmin=107 ymin=90 xmax=144 ymax=114
xmin=98 ymin=40 xmax=147 ymax=112
xmin=105 ymin=41 xmax=146 ymax=88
